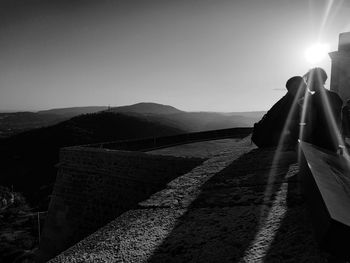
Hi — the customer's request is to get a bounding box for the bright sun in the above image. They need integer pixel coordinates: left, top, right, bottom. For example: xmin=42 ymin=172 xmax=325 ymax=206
xmin=304 ymin=43 xmax=330 ymax=65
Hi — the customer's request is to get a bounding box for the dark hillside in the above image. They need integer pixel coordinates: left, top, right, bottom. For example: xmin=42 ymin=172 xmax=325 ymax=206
xmin=0 ymin=106 xmax=108 ymax=138
xmin=0 ymin=112 xmax=65 ymax=138
xmin=0 ymin=112 xmax=183 ymax=210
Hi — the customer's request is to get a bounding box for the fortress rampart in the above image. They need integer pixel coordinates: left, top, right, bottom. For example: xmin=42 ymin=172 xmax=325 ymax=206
xmin=38 ymin=128 xmax=252 ymax=262
xmin=49 ymin=136 xmax=327 ymax=262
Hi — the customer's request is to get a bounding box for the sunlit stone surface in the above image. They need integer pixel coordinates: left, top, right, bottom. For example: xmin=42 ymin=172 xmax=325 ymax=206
xmin=49 ymin=137 xmax=324 ymax=263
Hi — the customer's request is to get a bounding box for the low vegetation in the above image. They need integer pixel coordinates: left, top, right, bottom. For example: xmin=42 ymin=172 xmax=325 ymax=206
xmin=0 ymin=186 xmax=37 ymax=262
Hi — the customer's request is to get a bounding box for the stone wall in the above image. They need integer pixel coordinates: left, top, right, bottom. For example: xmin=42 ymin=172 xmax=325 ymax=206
xmin=49 ymin=137 xmax=325 ymax=263
xmin=38 ymin=146 xmax=204 ymax=262
xmin=87 ymin=127 xmax=253 ymax=151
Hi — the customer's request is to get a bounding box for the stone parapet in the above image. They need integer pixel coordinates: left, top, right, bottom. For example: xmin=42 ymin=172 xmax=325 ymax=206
xmin=38 ymin=146 xmax=204 ymax=262
xmin=49 ymin=137 xmax=324 ymax=262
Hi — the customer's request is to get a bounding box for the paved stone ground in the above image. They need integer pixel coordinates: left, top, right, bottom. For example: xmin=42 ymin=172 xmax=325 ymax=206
xmin=49 ymin=137 xmax=325 ymax=263
xmin=147 ymin=138 xmax=243 ymax=159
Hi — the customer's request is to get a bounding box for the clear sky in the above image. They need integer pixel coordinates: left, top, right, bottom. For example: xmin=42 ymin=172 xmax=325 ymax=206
xmin=1 ymin=0 xmax=350 ymax=112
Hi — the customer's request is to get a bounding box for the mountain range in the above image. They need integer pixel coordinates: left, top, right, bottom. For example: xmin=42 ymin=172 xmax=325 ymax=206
xmin=0 ymin=103 xmax=264 ymax=137
xmin=0 ymin=102 xmax=264 ymax=209
xmin=0 ymin=106 xmax=108 ymax=138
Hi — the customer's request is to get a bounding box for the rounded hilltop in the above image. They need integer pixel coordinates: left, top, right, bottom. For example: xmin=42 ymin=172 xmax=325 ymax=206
xmin=109 ymin=102 xmax=184 ymax=115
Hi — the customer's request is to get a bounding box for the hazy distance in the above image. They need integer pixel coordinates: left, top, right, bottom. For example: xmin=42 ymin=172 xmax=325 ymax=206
xmin=1 ymin=0 xmax=350 ymax=112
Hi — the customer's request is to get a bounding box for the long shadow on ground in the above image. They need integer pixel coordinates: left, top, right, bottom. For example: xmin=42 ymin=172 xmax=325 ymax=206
xmin=263 ymin=172 xmax=325 ymax=262
xmin=147 ymin=148 xmax=298 ymax=262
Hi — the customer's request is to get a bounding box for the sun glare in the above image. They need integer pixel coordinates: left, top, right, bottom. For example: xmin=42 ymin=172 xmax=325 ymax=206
xmin=304 ymin=43 xmax=330 ymax=65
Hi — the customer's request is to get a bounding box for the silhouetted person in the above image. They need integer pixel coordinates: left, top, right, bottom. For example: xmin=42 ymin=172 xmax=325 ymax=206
xmin=300 ymin=67 xmax=343 ymax=152
xmin=252 ymin=76 xmax=306 ymax=148
xmin=342 ymin=99 xmax=350 ymax=138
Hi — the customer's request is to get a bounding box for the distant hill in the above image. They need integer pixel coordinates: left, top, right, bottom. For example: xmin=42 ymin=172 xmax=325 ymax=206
xmin=142 ymin=111 xmax=264 ymax=132
xmin=38 ymin=106 xmax=108 ymax=118
xmin=224 ymin=111 xmax=266 ymax=118
xmin=0 ymin=104 xmax=265 ymax=138
xmin=0 ymin=106 xmax=108 ymax=138
xmin=107 ymin=105 xmax=264 ymax=132
xmin=110 ymin=102 xmax=183 ymax=115
xmin=0 ymin=102 xmax=265 ymax=210
xmin=0 ymin=112 xmax=64 ymax=138
xmin=0 ymin=111 xmax=184 ymax=209
xmin=108 ymin=103 xmax=264 ymax=132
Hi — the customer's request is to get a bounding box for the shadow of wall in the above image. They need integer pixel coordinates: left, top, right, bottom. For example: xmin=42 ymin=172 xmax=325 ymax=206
xmin=263 ymin=172 xmax=325 ymax=262
xmin=146 ymin=148 xmax=298 ymax=262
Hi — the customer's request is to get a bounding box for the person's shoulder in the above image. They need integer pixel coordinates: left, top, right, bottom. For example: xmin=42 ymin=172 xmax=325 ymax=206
xmin=268 ymin=94 xmax=288 ymax=110
xmin=327 ymin=90 xmax=343 ymax=104
xmin=326 ymin=89 xmax=340 ymax=97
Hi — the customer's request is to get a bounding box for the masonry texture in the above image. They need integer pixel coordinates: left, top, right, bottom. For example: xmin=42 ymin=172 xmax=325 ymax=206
xmin=39 ymin=146 xmax=204 ymax=262
xmin=49 ymin=137 xmax=324 ymax=263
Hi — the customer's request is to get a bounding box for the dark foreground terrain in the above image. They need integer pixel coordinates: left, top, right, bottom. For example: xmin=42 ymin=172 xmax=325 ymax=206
xmin=0 ymin=186 xmax=37 ymax=262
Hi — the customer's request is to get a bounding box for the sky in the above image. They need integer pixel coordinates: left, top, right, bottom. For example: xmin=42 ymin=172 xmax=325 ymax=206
xmin=1 ymin=0 xmax=350 ymax=112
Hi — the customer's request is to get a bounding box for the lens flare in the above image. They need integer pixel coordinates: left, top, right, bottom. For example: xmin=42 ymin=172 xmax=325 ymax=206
xmin=242 ymin=81 xmax=308 ymax=260
xmin=304 ymin=43 xmax=330 ymax=64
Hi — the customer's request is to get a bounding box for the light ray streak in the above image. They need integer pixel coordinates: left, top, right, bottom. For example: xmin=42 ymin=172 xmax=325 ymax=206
xmin=238 ymin=180 xmax=289 ymax=262
xmin=321 ymin=0 xmax=344 ymax=34
xmin=299 ymin=87 xmax=312 ymax=154
xmin=240 ymin=81 xmax=307 ymax=261
xmin=261 ymin=80 xmax=307 ymax=218
xmin=317 ymin=73 xmax=342 ymax=140
xmin=318 ymin=0 xmax=334 ymax=41
xmin=299 ymin=69 xmax=349 ymax=159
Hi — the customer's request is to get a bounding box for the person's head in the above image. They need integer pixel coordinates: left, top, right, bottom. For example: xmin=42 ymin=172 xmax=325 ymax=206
xmin=286 ymin=76 xmax=307 ymax=97
xmin=304 ymin=67 xmax=327 ymax=92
